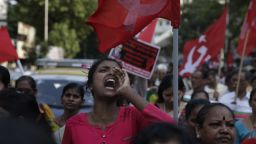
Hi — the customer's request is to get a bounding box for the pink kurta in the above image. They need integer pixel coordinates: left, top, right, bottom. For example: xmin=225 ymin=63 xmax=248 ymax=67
xmin=62 ymin=104 xmax=174 ymax=144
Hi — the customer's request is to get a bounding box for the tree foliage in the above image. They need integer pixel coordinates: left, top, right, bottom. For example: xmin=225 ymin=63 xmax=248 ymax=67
xmin=180 ymin=0 xmax=223 ymax=48
xmin=228 ymin=0 xmax=250 ymax=50
xmin=8 ymin=0 xmax=251 ymax=59
xmin=48 ymin=23 xmax=79 ymax=58
xmin=8 ymin=0 xmax=97 ymax=58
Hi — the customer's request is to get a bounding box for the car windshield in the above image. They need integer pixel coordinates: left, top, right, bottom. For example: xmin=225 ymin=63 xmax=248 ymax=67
xmin=34 ymin=76 xmax=93 ymax=108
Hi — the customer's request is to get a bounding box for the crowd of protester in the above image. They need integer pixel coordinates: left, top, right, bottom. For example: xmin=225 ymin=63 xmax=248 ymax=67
xmin=1 ymin=58 xmax=256 ymax=144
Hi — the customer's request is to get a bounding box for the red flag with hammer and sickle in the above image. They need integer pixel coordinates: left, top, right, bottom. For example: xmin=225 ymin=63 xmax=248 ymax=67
xmin=237 ymin=0 xmax=256 ymax=56
xmin=87 ymin=0 xmax=180 ymax=53
xmin=179 ymin=8 xmax=227 ymax=77
xmin=0 ymin=27 xmax=19 ymax=62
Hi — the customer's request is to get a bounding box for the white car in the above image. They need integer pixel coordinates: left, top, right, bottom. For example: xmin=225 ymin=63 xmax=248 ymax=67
xmin=31 ymin=74 xmax=93 ymax=116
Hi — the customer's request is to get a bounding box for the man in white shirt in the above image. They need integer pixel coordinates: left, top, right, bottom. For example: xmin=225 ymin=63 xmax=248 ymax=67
xmin=184 ymin=70 xmax=206 ymax=101
xmin=204 ymin=70 xmax=227 ymax=101
xmin=219 ymin=91 xmax=251 ymax=113
xmin=219 ymin=70 xmax=251 ymax=113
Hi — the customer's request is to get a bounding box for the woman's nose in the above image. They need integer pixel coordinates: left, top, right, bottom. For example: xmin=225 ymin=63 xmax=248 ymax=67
xmin=109 ymin=67 xmax=116 ymax=74
xmin=220 ymin=124 xmax=229 ymax=133
xmin=68 ymin=96 xmax=75 ymax=101
xmin=110 ymin=69 xmax=114 ymax=74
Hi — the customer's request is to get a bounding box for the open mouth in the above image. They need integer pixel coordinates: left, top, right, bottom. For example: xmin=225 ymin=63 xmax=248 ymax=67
xmin=104 ymin=78 xmax=117 ymax=90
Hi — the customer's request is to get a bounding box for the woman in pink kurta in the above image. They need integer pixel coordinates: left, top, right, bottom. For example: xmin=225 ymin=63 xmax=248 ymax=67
xmin=62 ymin=58 xmax=174 ymax=144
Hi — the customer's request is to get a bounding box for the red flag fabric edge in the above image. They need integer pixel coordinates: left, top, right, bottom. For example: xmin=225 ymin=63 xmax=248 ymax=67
xmin=179 ymin=8 xmax=227 ymax=77
xmin=0 ymin=27 xmax=19 ymax=63
xmin=87 ymin=0 xmax=180 ymax=53
xmin=237 ymin=0 xmax=256 ymax=56
xmin=137 ymin=18 xmax=158 ymax=43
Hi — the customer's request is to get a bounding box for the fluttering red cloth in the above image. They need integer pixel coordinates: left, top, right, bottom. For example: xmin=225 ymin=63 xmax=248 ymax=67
xmin=87 ymin=0 xmax=180 ymax=53
xmin=0 ymin=27 xmax=18 ymax=62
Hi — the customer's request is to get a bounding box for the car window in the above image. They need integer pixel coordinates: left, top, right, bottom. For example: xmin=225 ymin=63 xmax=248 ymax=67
xmin=35 ymin=78 xmax=92 ymax=107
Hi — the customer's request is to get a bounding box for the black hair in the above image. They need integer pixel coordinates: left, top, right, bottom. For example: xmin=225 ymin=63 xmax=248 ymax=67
xmin=62 ymin=82 xmax=85 ymax=99
xmin=0 ymin=65 xmax=10 ymax=88
xmin=0 ymin=118 xmax=55 ymax=144
xmin=157 ymin=74 xmax=185 ymax=103
xmin=225 ymin=70 xmax=235 ymax=86
xmin=133 ymin=122 xmax=192 ymax=144
xmin=185 ymin=99 xmax=210 ymax=121
xmin=15 ymin=75 xmax=37 ymax=91
xmin=207 ymin=69 xmax=217 ymax=77
xmin=179 ymin=76 xmax=186 ymax=93
xmin=86 ymin=58 xmax=122 ymax=89
xmin=0 ymin=88 xmax=41 ymax=120
xmin=0 ymin=88 xmax=52 ymax=136
xmin=157 ymin=74 xmax=172 ymax=103
xmin=249 ymin=88 xmax=256 ymax=103
xmin=191 ymin=90 xmax=210 ymax=100
xmin=200 ymin=64 xmax=210 ymax=79
xmin=195 ymin=103 xmax=235 ymax=127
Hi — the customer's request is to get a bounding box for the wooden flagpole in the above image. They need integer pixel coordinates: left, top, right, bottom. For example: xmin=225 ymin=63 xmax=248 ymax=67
xmin=216 ymin=6 xmax=229 ymax=101
xmin=215 ymin=48 xmax=223 ymax=100
xmin=234 ymin=29 xmax=250 ymax=103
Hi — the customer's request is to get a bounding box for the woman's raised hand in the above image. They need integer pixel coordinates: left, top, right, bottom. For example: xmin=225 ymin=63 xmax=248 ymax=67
xmin=113 ymin=67 xmax=148 ymax=110
xmin=113 ymin=67 xmax=132 ymax=97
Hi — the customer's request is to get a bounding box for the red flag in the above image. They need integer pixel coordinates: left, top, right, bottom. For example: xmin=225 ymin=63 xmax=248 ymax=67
xmin=237 ymin=0 xmax=256 ymax=56
xmin=137 ymin=18 xmax=158 ymax=43
xmin=179 ymin=8 xmax=227 ymax=77
xmin=242 ymin=138 xmax=256 ymax=144
xmin=0 ymin=27 xmax=19 ymax=63
xmin=87 ymin=0 xmax=180 ymax=53
xmin=227 ymin=52 xmax=233 ymax=69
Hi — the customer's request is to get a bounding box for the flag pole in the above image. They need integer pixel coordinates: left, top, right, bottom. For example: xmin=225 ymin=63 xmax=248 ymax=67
xmin=172 ymin=28 xmax=179 ymax=122
xmin=16 ymin=60 xmax=25 ymax=75
xmin=44 ymin=0 xmax=49 ymax=41
xmin=218 ymin=6 xmax=229 ymax=79
xmin=216 ymin=6 xmax=229 ymax=100
xmin=234 ymin=29 xmax=250 ymax=103
xmin=216 ymin=48 xmax=223 ymax=100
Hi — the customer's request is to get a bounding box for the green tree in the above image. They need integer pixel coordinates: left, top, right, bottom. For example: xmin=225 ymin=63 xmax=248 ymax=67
xmin=180 ymin=0 xmax=223 ymax=49
xmin=48 ymin=23 xmax=79 ymax=58
xmin=7 ymin=0 xmax=97 ymax=58
xmin=228 ymin=0 xmax=250 ymax=51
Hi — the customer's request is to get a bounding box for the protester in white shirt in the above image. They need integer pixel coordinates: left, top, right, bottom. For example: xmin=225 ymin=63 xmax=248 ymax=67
xmin=204 ymin=70 xmax=227 ymax=101
xmin=219 ymin=70 xmax=251 ymax=113
xmin=184 ymin=70 xmax=206 ymax=101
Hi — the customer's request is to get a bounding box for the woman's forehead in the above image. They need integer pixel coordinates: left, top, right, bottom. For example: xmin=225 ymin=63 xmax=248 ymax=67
xmin=206 ymin=107 xmax=233 ymax=120
xmin=65 ymin=88 xmax=79 ymax=93
xmin=97 ymin=60 xmax=120 ymax=68
xmin=16 ymin=80 xmax=31 ymax=87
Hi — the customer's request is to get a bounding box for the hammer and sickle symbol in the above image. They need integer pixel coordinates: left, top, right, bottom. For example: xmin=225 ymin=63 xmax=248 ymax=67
xmin=118 ymin=0 xmax=167 ymax=32
xmin=180 ymin=45 xmax=208 ymax=75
